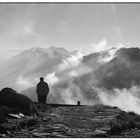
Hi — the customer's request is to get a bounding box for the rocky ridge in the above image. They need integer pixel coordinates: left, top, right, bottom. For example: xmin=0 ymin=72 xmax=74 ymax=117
xmin=1 ymin=104 xmax=140 ymax=138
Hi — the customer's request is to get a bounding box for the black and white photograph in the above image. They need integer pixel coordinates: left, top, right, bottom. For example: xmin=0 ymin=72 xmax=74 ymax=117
xmin=0 ymin=2 xmax=140 ymax=138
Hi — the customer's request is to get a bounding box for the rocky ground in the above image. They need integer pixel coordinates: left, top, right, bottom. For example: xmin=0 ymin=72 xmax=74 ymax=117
xmin=1 ymin=103 xmax=140 ymax=138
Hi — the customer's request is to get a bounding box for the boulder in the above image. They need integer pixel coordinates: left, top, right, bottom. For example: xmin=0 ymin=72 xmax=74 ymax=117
xmin=0 ymin=88 xmax=39 ymax=115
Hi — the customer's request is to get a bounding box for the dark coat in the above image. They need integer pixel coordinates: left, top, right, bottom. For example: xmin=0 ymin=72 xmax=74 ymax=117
xmin=36 ymin=81 xmax=49 ymax=96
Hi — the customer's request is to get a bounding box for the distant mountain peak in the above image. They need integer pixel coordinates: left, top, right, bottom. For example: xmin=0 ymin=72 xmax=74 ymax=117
xmin=48 ymin=46 xmax=70 ymax=54
xmin=115 ymin=47 xmax=140 ymax=62
xmin=30 ymin=47 xmax=44 ymax=51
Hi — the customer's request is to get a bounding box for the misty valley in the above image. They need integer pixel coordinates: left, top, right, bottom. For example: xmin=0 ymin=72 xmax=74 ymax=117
xmin=1 ymin=46 xmax=140 ymax=112
xmin=1 ymin=46 xmax=140 ymax=137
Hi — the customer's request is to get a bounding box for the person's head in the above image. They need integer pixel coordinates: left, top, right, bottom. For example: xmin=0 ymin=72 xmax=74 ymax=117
xmin=40 ymin=77 xmax=44 ymax=82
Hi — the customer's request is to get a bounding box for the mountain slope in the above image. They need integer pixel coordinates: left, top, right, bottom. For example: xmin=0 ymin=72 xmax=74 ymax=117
xmin=95 ymin=47 xmax=140 ymax=89
xmin=0 ymin=47 xmax=72 ymax=90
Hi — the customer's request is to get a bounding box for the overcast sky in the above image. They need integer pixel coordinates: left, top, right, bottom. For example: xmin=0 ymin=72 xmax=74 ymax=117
xmin=0 ymin=3 xmax=140 ymax=56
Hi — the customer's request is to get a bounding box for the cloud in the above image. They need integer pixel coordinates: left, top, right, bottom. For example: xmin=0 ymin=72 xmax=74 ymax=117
xmin=84 ymin=38 xmax=130 ymax=63
xmin=43 ymin=50 xmax=92 ymax=88
xmin=88 ymin=38 xmax=124 ymax=53
xmin=97 ymin=86 xmax=140 ymax=115
xmin=44 ymin=51 xmax=85 ymax=86
xmin=10 ymin=20 xmax=32 ymax=36
xmin=99 ymin=43 xmax=125 ymax=62
xmin=9 ymin=19 xmax=41 ymax=47
xmin=45 ymin=72 xmax=59 ymax=85
xmin=60 ymin=81 xmax=85 ymax=105
xmin=16 ymin=75 xmax=33 ymax=91
xmin=57 ymin=21 xmax=70 ymax=33
xmin=68 ymin=70 xmax=78 ymax=77
xmin=58 ymin=51 xmax=83 ymax=71
xmin=0 ymin=48 xmax=26 ymax=62
xmin=81 ymin=38 xmax=109 ymax=55
xmin=22 ymin=22 xmax=34 ymax=36
xmin=18 ymin=21 xmax=38 ymax=38
xmin=90 ymin=38 xmax=108 ymax=53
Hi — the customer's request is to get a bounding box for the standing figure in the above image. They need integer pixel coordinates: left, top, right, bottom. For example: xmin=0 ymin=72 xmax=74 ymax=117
xmin=36 ymin=77 xmax=49 ymax=104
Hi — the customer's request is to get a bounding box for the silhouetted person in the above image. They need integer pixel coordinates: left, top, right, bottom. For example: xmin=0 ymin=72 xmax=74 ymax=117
xmin=36 ymin=77 xmax=49 ymax=104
